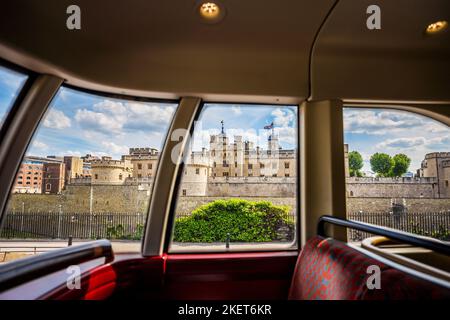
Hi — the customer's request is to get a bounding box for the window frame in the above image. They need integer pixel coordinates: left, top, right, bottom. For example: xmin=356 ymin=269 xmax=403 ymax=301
xmin=0 ymin=80 xmax=181 ymax=247
xmin=342 ymin=103 xmax=450 ymax=242
xmin=162 ymin=101 xmax=301 ymax=254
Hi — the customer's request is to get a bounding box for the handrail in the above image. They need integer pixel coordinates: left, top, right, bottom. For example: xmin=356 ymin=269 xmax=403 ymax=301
xmin=317 ymin=215 xmax=450 ymax=256
xmin=0 ymin=239 xmax=113 ymax=292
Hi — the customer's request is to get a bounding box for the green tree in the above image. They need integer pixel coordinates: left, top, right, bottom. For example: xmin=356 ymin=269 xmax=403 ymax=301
xmin=390 ymin=153 xmax=411 ymax=177
xmin=370 ymin=153 xmax=393 ymax=177
xmin=348 ymin=151 xmax=364 ymax=177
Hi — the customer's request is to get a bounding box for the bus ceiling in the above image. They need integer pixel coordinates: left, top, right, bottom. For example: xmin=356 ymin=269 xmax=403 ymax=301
xmin=0 ymin=0 xmax=448 ymax=103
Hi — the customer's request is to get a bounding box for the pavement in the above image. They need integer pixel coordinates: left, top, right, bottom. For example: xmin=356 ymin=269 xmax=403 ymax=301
xmin=0 ymin=239 xmax=297 ymax=256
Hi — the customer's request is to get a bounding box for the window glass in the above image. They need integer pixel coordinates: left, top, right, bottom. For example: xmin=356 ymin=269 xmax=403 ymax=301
xmin=344 ymin=108 xmax=450 ymax=242
xmin=0 ymin=86 xmax=177 ymax=262
xmin=169 ymin=103 xmax=298 ymax=252
xmin=0 ymin=65 xmax=28 ymax=127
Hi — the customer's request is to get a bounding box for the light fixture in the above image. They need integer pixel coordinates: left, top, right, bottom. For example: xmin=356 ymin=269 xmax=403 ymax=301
xmin=425 ymin=20 xmax=448 ymax=35
xmin=197 ymin=1 xmax=225 ymax=23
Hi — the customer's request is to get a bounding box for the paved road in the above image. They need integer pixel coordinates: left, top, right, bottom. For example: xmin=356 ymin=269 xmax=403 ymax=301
xmin=0 ymin=240 xmax=296 ymax=255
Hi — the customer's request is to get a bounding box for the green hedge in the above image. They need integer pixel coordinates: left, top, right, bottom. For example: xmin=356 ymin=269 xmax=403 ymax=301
xmin=173 ymin=199 xmax=294 ymax=242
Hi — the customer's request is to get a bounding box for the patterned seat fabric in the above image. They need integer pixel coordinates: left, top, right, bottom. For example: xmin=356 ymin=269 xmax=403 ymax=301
xmin=288 ymin=236 xmax=450 ymax=300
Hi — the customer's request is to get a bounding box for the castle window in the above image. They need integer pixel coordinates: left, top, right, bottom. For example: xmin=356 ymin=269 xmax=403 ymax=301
xmin=285 ymin=173 xmax=289 ymax=177
xmin=182 ymin=189 xmax=187 ymax=196
xmin=137 ymin=163 xmax=142 ymax=170
xmin=94 ymin=174 xmax=98 ymax=179
xmin=349 ymin=191 xmax=354 ymax=197
xmin=45 ymin=183 xmax=51 ymax=191
xmin=260 ymin=163 xmax=265 ymax=169
xmin=196 ymin=168 xmax=200 ymax=175
xmin=138 ymin=174 xmax=142 ymax=178
xmin=119 ymin=174 xmax=123 ymax=180
xmin=446 ymin=180 xmax=449 ymax=187
xmin=285 ymin=162 xmax=289 ymax=169
xmin=248 ymin=164 xmax=253 ymax=169
xmin=148 ymin=163 xmax=152 ymax=169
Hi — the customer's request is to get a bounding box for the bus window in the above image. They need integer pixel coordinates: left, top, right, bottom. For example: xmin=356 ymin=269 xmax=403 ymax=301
xmin=343 ymin=108 xmax=450 ymax=242
xmin=168 ymin=103 xmax=299 ymax=252
xmin=0 ymin=86 xmax=177 ymax=262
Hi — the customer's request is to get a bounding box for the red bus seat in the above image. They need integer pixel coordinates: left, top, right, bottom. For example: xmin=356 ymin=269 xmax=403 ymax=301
xmin=289 ymin=236 xmax=450 ymax=300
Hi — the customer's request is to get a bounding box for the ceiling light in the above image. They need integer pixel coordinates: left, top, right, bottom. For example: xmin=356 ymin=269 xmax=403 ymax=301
xmin=426 ymin=20 xmax=448 ymax=35
xmin=199 ymin=2 xmax=221 ymax=20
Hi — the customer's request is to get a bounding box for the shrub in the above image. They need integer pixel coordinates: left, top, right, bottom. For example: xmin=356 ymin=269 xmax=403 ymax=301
xmin=106 ymin=223 xmax=144 ymax=240
xmin=173 ymin=199 xmax=294 ymax=242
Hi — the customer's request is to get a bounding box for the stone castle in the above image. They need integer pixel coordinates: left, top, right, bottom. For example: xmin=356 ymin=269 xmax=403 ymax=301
xmin=9 ymin=126 xmax=450 ymax=215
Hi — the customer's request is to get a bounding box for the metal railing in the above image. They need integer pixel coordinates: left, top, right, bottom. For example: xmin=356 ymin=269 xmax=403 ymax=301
xmin=0 ymin=211 xmax=146 ymax=240
xmin=347 ymin=211 xmax=450 ymax=242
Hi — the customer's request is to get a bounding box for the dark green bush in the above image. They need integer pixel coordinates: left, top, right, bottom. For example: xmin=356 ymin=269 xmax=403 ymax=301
xmin=173 ymin=199 xmax=294 ymax=242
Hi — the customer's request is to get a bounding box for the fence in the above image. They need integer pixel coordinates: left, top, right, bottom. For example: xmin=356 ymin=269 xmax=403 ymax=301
xmin=347 ymin=211 xmax=450 ymax=242
xmin=0 ymin=212 xmax=146 ymax=240
xmin=0 ymin=211 xmax=448 ymax=241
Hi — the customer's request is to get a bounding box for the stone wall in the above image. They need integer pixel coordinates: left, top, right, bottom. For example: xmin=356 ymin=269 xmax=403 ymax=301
xmin=346 ymin=197 xmax=450 ymax=213
xmin=8 ymin=185 xmax=151 ymax=213
xmin=206 ymin=177 xmax=296 ymax=197
xmin=7 ymin=182 xmax=450 ymax=216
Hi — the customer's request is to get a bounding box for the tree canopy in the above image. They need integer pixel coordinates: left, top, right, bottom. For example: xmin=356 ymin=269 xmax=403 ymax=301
xmin=390 ymin=153 xmax=411 ymax=177
xmin=348 ymin=151 xmax=364 ymax=177
xmin=370 ymin=153 xmax=393 ymax=177
xmin=369 ymin=152 xmax=411 ymax=177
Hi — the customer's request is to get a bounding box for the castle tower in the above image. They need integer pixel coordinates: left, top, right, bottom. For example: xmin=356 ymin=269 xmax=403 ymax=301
xmin=420 ymin=152 xmax=450 ymax=198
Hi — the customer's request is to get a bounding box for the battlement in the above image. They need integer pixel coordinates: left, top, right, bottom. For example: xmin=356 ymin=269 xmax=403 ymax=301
xmin=129 ymin=147 xmax=158 ymax=155
xmin=91 ymin=158 xmax=131 ymax=169
xmin=346 ymin=177 xmax=438 ymax=184
xmin=424 ymin=152 xmax=450 ymax=159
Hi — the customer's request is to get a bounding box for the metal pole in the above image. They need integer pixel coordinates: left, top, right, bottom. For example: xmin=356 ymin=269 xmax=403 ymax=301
xmin=20 ymin=204 xmax=24 ymax=233
xmin=57 ymin=204 xmax=62 ymax=239
xmin=89 ymin=184 xmax=93 ymax=239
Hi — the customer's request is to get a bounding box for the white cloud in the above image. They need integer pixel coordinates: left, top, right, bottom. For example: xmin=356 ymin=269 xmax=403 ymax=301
xmin=344 ymin=110 xmax=423 ymax=135
xmin=376 ymin=137 xmax=427 ymax=149
xmin=271 ymin=108 xmax=294 ymax=128
xmin=43 ymin=109 xmax=71 ymax=129
xmin=32 ymin=140 xmax=48 ymax=150
xmin=100 ymin=141 xmax=129 ymax=156
xmin=231 ymin=106 xmax=242 ymax=115
xmin=74 ymin=100 xmax=176 ymax=136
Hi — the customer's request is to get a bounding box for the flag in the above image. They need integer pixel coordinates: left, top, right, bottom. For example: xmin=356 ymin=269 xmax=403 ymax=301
xmin=264 ymin=122 xmax=274 ymax=130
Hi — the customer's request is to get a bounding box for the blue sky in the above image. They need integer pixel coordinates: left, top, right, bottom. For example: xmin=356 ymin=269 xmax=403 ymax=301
xmin=0 ymin=65 xmax=448 ymax=174
xmin=0 ymin=66 xmax=28 ymax=126
xmin=344 ymin=108 xmax=449 ymax=174
xmin=26 ymin=87 xmax=177 ymax=158
xmin=191 ymin=103 xmax=298 ymax=151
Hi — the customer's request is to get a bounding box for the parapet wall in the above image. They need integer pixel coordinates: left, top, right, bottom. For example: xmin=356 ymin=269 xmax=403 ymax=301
xmin=206 ymin=176 xmax=296 ymax=197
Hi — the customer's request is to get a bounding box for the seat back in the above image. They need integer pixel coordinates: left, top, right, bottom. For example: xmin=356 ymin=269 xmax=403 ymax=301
xmin=289 ymin=236 xmax=450 ymax=300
